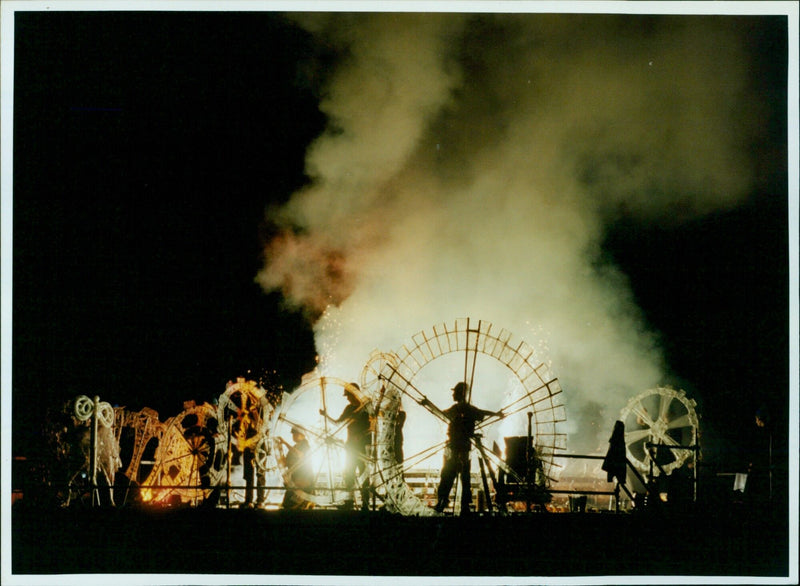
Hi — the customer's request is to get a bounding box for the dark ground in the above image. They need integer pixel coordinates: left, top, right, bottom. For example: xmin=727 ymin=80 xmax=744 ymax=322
xmin=11 ymin=501 xmax=790 ymax=579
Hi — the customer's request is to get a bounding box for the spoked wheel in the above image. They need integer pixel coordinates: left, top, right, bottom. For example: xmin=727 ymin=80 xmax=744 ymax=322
xmin=217 ymin=378 xmax=272 ymax=466
xmin=374 ymin=318 xmax=567 ymax=516
xmin=620 ymin=386 xmax=700 ymax=476
xmin=270 ymin=375 xmax=375 ymax=509
xmin=360 ymin=350 xmax=398 ymax=398
xmin=217 ymin=379 xmax=272 ymax=451
xmin=216 ymin=379 xmax=275 ymax=506
xmin=141 ymin=402 xmax=223 ymax=506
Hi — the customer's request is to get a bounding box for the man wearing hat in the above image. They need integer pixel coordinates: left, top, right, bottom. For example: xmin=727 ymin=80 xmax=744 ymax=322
xmin=320 ymin=382 xmax=372 ymax=510
xmin=433 ymin=381 xmax=500 ymax=515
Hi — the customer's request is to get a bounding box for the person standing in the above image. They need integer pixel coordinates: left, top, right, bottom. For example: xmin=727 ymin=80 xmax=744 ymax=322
xmin=601 ymin=420 xmax=627 ymax=485
xmin=744 ymin=407 xmax=773 ymax=508
xmin=320 ymin=382 xmax=372 ymax=511
xmin=430 ymin=381 xmax=500 ymax=515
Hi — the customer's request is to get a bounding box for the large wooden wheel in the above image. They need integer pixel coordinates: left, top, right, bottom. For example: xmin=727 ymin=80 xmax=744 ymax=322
xmin=371 ymin=318 xmax=567 ymax=515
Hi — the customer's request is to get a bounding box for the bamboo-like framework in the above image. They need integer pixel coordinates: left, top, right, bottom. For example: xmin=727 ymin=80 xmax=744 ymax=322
xmin=372 ymin=317 xmax=567 ymax=515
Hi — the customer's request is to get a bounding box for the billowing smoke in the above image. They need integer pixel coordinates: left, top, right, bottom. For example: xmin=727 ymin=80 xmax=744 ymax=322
xmin=256 ymin=13 xmax=763 ymax=451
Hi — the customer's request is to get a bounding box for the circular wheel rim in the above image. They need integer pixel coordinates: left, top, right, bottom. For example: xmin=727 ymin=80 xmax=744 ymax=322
xmin=620 ymin=386 xmax=700 ymax=476
xmin=217 ymin=379 xmax=272 ymax=452
xmin=142 ymin=402 xmax=223 ymax=505
xmin=270 ymin=375 xmax=375 ymax=508
xmin=372 ymin=317 xmax=567 ymax=516
xmin=360 ymin=350 xmax=399 ymax=397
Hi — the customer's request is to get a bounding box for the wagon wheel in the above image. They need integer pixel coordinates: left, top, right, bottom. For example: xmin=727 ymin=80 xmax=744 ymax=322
xmin=620 ymin=386 xmax=700 ymax=476
xmin=217 ymin=378 xmax=272 ymax=453
xmin=216 ymin=379 xmax=277 ymax=506
xmin=141 ymin=402 xmax=223 ymax=506
xmin=374 ymin=317 xmax=567 ymax=516
xmin=270 ymin=375 xmax=375 ymax=509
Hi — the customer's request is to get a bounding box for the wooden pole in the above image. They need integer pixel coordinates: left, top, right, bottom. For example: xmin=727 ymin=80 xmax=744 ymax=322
xmin=526 ymin=412 xmax=533 ymax=512
xmin=90 ymin=395 xmax=99 ymax=506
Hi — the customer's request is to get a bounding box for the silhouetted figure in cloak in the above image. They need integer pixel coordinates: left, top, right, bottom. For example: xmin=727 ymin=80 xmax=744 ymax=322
xmin=602 ymin=420 xmax=627 ymax=485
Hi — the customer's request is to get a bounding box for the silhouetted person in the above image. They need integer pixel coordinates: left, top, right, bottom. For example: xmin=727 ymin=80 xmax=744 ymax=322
xmin=321 ymin=382 xmax=372 ymax=511
xmin=200 ymin=417 xmax=224 ymax=508
xmin=181 ymin=413 xmax=215 ymax=508
xmin=223 ymin=381 xmax=269 ymax=508
xmin=744 ymin=407 xmax=772 ymax=508
xmin=394 ymin=403 xmax=406 ymax=465
xmin=602 ymin=420 xmax=627 ymax=485
xmin=430 ymin=381 xmax=500 ymax=515
xmin=667 ymin=464 xmax=693 ymax=512
xmin=280 ymin=426 xmax=316 ymax=510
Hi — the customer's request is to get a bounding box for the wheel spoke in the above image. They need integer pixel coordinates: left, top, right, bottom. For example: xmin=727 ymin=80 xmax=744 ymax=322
xmin=278 ymin=414 xmax=323 ymax=442
xmin=475 ymin=383 xmax=548 ymax=432
xmin=666 ymin=413 xmax=692 ymax=430
xmin=178 ymin=432 xmax=195 ymax=451
xmin=625 ymin=428 xmax=652 ymax=444
xmin=188 ymin=454 xmax=199 ymax=490
xmin=323 ymin=442 xmax=337 ymax=504
xmin=402 ymin=439 xmax=448 ymax=469
xmin=384 ymin=363 xmax=449 ymax=423
xmin=161 ymin=451 xmax=193 ymax=467
xmin=278 ymin=413 xmax=348 ymax=448
xmin=630 ymin=401 xmax=654 ymax=427
xmin=319 ymin=378 xmax=338 ymax=504
xmin=655 ymin=431 xmax=680 ymax=447
xmin=310 ymin=446 xmax=332 ymax=490
xmin=658 ymin=394 xmax=673 ymax=421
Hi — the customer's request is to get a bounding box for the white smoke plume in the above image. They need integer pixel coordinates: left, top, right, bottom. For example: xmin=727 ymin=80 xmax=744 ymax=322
xmin=256 ymin=13 xmax=764 ymax=450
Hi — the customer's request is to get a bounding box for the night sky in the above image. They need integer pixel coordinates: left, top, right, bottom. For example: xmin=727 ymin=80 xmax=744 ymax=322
xmin=6 ymin=8 xmax=793 ymax=476
xmin=12 ymin=12 xmax=324 ymax=433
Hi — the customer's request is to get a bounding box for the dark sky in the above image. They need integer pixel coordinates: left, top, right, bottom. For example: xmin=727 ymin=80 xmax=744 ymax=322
xmin=12 ymin=13 xmax=325 ymax=442
xmin=9 ymin=10 xmax=791 ymax=467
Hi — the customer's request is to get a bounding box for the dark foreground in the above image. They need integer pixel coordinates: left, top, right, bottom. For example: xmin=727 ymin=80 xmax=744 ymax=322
xmin=12 ymin=502 xmax=790 ymax=579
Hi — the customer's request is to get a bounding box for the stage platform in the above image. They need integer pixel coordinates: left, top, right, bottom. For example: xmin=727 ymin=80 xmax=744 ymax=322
xmin=11 ymin=502 xmax=790 ymax=579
